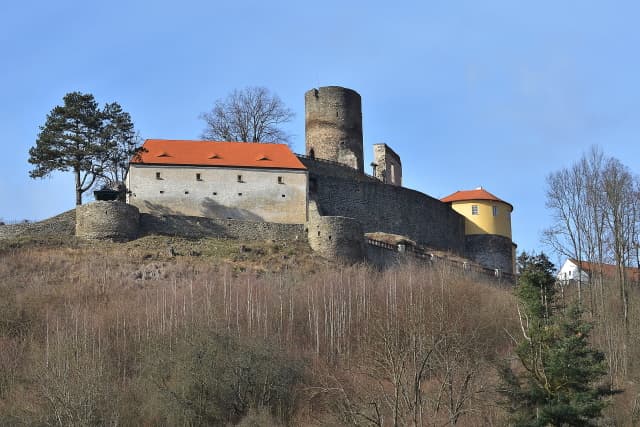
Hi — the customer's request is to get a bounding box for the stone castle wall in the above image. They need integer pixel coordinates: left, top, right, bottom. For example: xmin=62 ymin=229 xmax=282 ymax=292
xmin=76 ymin=201 xmax=140 ymax=241
xmin=305 ymin=87 xmax=364 ymax=173
xmin=299 ymin=157 xmax=466 ymax=254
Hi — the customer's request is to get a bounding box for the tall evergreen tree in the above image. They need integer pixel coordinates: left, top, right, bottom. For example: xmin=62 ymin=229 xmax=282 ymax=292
xmin=99 ymin=102 xmax=141 ymax=189
xmin=29 ymin=92 xmax=140 ymax=205
xmin=501 ymin=252 xmax=612 ymax=426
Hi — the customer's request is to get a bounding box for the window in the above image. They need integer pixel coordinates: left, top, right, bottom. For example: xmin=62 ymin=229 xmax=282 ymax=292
xmin=238 ymin=192 xmax=242 ymax=196
xmin=277 ymin=176 xmax=283 ymax=184
xmin=184 ymin=191 xmax=189 ymax=195
xmin=492 ymin=206 xmax=498 ymax=216
xmin=213 ymin=192 xmax=217 ymax=196
xmin=156 ymin=172 xmax=161 ymax=180
xmin=159 ymin=190 xmax=164 ymax=194
xmin=281 ymin=194 xmax=286 ymax=198
xmin=237 ymin=175 xmax=243 ymax=182
xmin=471 ymin=205 xmax=479 ymax=215
xmin=196 ymin=173 xmax=202 ymax=181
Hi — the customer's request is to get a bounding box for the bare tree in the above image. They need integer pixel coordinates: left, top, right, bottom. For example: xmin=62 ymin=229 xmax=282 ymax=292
xmin=544 ymin=147 xmax=640 ymax=380
xmin=199 ymin=87 xmax=294 ymax=145
xmin=544 ymin=161 xmax=588 ymax=302
xmin=601 ymin=158 xmax=637 ymax=330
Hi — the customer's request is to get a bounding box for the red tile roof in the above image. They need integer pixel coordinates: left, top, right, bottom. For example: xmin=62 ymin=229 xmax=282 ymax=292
xmin=441 ymin=188 xmax=513 ymax=211
xmin=569 ymin=259 xmax=640 ymax=282
xmin=131 ymin=140 xmax=306 ymax=170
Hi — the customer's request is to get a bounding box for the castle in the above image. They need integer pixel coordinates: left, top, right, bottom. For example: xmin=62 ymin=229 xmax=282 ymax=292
xmin=87 ymin=86 xmax=515 ymax=274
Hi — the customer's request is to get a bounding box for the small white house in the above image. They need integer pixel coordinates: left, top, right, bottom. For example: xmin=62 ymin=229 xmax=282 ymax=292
xmin=557 ymin=259 xmax=591 ymax=284
xmin=557 ymin=258 xmax=640 ymax=285
xmin=127 ymin=140 xmax=308 ymax=224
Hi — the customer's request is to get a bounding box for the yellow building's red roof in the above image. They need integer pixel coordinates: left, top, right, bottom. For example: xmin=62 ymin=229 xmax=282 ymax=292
xmin=131 ymin=139 xmax=306 ymax=170
xmin=441 ymin=188 xmax=513 ymax=211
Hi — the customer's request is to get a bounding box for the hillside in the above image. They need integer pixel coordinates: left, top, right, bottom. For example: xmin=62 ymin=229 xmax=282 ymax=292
xmin=0 ymin=216 xmax=635 ymax=425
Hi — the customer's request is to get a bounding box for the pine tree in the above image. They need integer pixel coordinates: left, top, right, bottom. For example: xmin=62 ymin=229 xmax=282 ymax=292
xmin=501 ymin=252 xmax=612 ymax=426
xmin=29 ymin=92 xmax=140 ymax=205
xmin=99 ymin=102 xmax=142 ymax=190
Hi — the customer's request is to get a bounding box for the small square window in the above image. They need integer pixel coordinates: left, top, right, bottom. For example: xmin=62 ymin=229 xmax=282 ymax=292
xmin=213 ymin=192 xmax=217 ymax=196
xmin=184 ymin=191 xmax=189 ymax=195
xmin=281 ymin=194 xmax=286 ymax=198
xmin=238 ymin=192 xmax=242 ymax=196
xmin=196 ymin=173 xmax=202 ymax=181
xmin=471 ymin=205 xmax=479 ymax=215
xmin=159 ymin=190 xmax=164 ymax=194
xmin=492 ymin=206 xmax=498 ymax=216
xmin=156 ymin=172 xmax=161 ymax=180
xmin=277 ymin=176 xmax=283 ymax=184
xmin=237 ymin=175 xmax=243 ymax=183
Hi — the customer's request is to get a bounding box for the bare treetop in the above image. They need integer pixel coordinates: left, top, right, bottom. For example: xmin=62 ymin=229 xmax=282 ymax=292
xmin=200 ymin=87 xmax=294 ymax=145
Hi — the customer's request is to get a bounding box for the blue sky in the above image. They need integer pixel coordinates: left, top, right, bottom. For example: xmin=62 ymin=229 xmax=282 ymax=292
xmin=1 ymin=0 xmax=639 ymax=259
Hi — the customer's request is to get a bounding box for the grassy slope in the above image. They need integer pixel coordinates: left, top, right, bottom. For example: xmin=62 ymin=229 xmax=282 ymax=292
xmin=0 ymin=232 xmax=633 ymax=425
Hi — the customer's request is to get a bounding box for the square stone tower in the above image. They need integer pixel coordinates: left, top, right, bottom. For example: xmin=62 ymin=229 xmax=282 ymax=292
xmin=372 ymin=143 xmax=402 ymax=186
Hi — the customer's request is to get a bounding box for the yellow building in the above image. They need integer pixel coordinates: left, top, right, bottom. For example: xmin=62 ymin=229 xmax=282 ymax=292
xmin=441 ymin=187 xmax=512 ymax=238
xmin=441 ymin=187 xmax=515 ymax=274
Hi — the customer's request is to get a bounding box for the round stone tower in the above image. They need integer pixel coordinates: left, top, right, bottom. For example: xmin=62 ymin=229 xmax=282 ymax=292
xmin=305 ymin=86 xmax=364 ymax=173
xmin=76 ymin=201 xmax=140 ymax=241
xmin=307 ymin=216 xmax=365 ymax=264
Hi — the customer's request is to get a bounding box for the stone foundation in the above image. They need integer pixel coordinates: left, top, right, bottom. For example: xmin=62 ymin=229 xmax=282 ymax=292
xmin=464 ymin=234 xmax=514 ymax=274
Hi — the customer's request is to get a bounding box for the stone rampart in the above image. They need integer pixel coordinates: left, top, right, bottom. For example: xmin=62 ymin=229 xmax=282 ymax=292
xmin=301 ymin=159 xmax=466 ymax=254
xmin=0 ymin=210 xmax=76 ymax=240
xmin=139 ymin=213 xmax=305 ymax=241
xmin=76 ymin=201 xmax=139 ymax=241
xmin=307 ymin=216 xmax=364 ymax=264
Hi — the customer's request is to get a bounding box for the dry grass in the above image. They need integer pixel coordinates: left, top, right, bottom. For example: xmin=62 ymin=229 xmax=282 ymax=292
xmin=7 ymin=235 xmax=632 ymax=425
